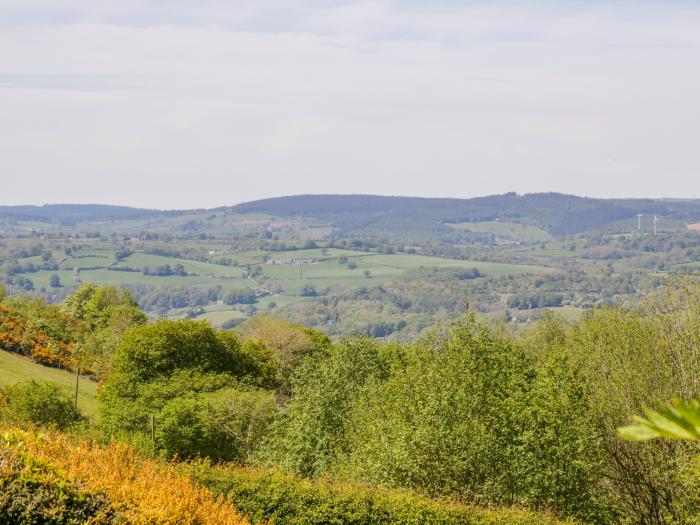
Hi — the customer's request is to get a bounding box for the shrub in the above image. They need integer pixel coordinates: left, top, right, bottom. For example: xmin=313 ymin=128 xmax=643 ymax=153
xmin=155 ymin=388 xmax=276 ymax=462
xmin=0 ymin=444 xmax=118 ymax=524
xmin=100 ymin=320 xmax=278 ymax=460
xmin=196 ymin=465 xmax=576 ymax=525
xmin=1 ymin=426 xmax=249 ymax=525
xmin=0 ymin=380 xmax=82 ymax=430
xmin=264 ymin=318 xmax=613 ymax=522
xmin=259 ymin=337 xmax=394 ymax=475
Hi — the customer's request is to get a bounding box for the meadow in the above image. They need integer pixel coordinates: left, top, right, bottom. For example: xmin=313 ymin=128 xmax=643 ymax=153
xmin=15 ymin=246 xmax=556 ymax=318
xmin=0 ymin=350 xmax=98 ymax=419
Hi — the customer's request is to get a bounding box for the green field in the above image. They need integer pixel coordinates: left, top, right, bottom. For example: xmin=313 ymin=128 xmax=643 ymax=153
xmin=0 ymin=350 xmax=99 ymax=419
xmin=261 ymin=252 xmax=555 ymax=293
xmin=358 ymin=253 xmax=554 ymax=275
xmin=15 ymin=247 xmax=556 ymax=324
xmin=266 ymin=248 xmax=368 ymax=260
xmin=18 ymin=248 xmax=554 ymax=297
xmin=448 ymin=221 xmax=551 ymax=242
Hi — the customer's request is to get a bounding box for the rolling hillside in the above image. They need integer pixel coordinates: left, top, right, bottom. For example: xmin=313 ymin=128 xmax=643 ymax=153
xmin=232 ymin=192 xmax=700 ymax=237
xmin=0 ymin=350 xmax=98 ymax=419
xmin=4 ymin=193 xmax=700 ymax=240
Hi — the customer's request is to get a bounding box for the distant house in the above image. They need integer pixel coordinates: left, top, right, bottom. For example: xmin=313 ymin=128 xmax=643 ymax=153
xmin=687 ymin=223 xmax=700 ymax=232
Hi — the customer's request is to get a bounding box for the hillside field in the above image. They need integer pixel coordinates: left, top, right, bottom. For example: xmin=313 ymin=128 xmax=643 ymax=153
xmin=15 ymin=248 xmax=556 ymax=321
xmin=0 ymin=350 xmax=98 ymax=419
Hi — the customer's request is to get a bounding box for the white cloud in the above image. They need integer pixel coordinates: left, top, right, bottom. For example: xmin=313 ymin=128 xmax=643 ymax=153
xmin=0 ymin=1 xmax=699 ymax=207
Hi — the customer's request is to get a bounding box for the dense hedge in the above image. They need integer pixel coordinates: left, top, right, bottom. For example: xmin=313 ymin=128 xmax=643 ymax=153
xmin=0 ymin=443 xmax=118 ymax=524
xmin=198 ymin=466 xmax=576 ymax=525
xmin=1 ymin=426 xmax=248 ymax=525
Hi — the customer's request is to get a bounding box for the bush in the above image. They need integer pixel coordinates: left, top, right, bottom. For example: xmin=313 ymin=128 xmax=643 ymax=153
xmin=100 ymin=319 xmax=278 ymax=459
xmin=259 ymin=337 xmax=393 ymax=476
xmin=0 ymin=380 xmax=82 ymax=430
xmin=155 ymin=388 xmax=276 ymax=462
xmin=197 ymin=465 xmax=575 ymax=525
xmin=0 ymin=445 xmax=118 ymax=524
xmin=1 ymin=426 xmax=248 ymax=525
xmin=263 ymin=318 xmax=613 ymax=522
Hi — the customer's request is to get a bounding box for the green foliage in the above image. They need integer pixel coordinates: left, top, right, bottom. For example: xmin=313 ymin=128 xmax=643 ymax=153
xmin=617 ymin=399 xmax=700 ymax=523
xmin=260 ymin=318 xmax=612 ymax=523
xmin=529 ymin=279 xmax=700 ymax=523
xmin=156 ymin=389 xmax=276 ymax=461
xmin=236 ymin=317 xmax=331 ymax=399
xmin=619 ymin=399 xmax=700 ymax=441
xmin=197 ymin=465 xmax=574 ymax=525
xmin=344 ymin=320 xmax=612 ymax=522
xmin=109 ymin=319 xmax=243 ymax=385
xmin=0 ymin=380 xmax=82 ymax=430
xmin=675 ymin=456 xmax=700 ymax=525
xmin=258 ymin=337 xmax=393 ymax=475
xmin=62 ymin=284 xmax=146 ymax=375
xmin=63 ymin=284 xmax=144 ymax=330
xmin=100 ymin=319 xmax=278 ymax=461
xmin=513 ymin=356 xmax=613 ymax=523
xmin=344 ymin=319 xmax=532 ymax=497
xmin=49 ymin=274 xmax=61 ymax=288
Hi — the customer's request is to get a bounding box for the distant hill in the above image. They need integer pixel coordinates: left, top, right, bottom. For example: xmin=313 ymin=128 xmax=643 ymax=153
xmin=3 ymin=193 xmax=700 ymax=239
xmin=0 ymin=204 xmax=167 ymax=223
xmin=230 ymin=193 xmax=700 ymax=238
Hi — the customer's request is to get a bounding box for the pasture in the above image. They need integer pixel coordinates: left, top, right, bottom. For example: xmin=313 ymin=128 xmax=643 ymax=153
xmin=14 ymin=246 xmax=556 ymax=319
xmin=0 ymin=350 xmax=99 ymax=419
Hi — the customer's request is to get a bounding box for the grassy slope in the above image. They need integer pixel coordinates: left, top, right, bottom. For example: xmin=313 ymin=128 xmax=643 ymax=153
xmin=0 ymin=350 xmax=98 ymax=419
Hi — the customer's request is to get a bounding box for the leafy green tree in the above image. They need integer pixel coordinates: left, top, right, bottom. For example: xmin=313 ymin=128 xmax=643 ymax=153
xmin=344 ymin=318 xmax=532 ymax=498
xmin=62 ymin=283 xmax=99 ymax=321
xmin=100 ymin=319 xmax=278 ymax=460
xmin=259 ymin=337 xmax=393 ymax=475
xmin=63 ymin=284 xmax=143 ymax=330
xmin=513 ymin=355 xmax=614 ymax=523
xmin=527 ymin=279 xmax=700 ymax=523
xmin=619 ymin=400 xmax=700 ymax=523
xmin=63 ymin=284 xmax=147 ymax=375
xmin=236 ymin=317 xmax=330 ymax=400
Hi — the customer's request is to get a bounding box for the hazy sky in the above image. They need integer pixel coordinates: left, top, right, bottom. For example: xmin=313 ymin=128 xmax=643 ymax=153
xmin=1 ymin=1 xmax=699 ymax=209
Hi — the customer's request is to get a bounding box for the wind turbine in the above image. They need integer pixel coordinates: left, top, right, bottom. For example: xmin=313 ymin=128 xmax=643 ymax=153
xmin=653 ymin=215 xmax=659 ymax=235
xmin=637 ymin=213 xmax=643 ymax=231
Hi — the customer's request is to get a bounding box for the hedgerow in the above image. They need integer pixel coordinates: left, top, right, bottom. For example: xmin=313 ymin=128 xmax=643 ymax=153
xmin=0 ymin=438 xmax=119 ymax=524
xmin=1 ymin=426 xmax=249 ymax=525
xmin=196 ymin=465 xmax=577 ymax=525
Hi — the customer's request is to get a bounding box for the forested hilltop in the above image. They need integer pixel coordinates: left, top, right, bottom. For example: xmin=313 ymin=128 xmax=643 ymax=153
xmin=230 ymin=193 xmax=700 ymax=237
xmin=4 ymin=192 xmax=700 ymax=238
xmin=2 ymin=279 xmax=700 ymax=524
